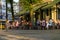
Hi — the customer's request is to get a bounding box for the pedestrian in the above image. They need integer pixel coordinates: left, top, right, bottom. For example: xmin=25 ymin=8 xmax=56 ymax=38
xmin=46 ymin=21 xmax=49 ymax=30
xmin=12 ymin=21 xmax=16 ymax=29
xmin=5 ymin=20 xmax=10 ymax=31
xmin=48 ymin=19 xmax=54 ymax=29
xmin=57 ymin=20 xmax=60 ymax=29
xmin=21 ymin=20 xmax=26 ymax=30
xmin=29 ymin=21 xmax=32 ymax=30
xmin=36 ymin=19 xmax=40 ymax=30
xmin=41 ymin=19 xmax=46 ymax=30
xmin=15 ymin=20 xmax=19 ymax=29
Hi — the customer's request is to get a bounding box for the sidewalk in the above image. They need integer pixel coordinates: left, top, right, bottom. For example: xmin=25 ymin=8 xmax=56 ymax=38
xmin=0 ymin=30 xmax=60 ymax=40
xmin=0 ymin=30 xmax=41 ymax=40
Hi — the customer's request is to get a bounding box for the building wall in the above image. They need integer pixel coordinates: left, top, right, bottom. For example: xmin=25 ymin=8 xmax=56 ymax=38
xmin=51 ymin=5 xmax=57 ymax=22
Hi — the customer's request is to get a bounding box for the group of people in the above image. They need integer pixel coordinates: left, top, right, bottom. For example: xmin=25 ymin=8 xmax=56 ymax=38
xmin=5 ymin=20 xmax=32 ymax=30
xmin=5 ymin=20 xmax=19 ymax=30
xmin=36 ymin=18 xmax=60 ymax=30
xmin=5 ymin=18 xmax=60 ymax=30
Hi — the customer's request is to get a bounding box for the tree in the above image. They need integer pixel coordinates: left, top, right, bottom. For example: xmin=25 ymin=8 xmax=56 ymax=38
xmin=6 ymin=0 xmax=14 ymax=21
xmin=10 ymin=0 xmax=14 ymax=20
xmin=20 ymin=0 xmax=44 ymax=24
xmin=6 ymin=0 xmax=8 ymax=21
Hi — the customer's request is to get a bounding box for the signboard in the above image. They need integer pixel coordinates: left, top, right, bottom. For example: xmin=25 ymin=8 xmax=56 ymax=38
xmin=1 ymin=0 xmax=6 ymax=20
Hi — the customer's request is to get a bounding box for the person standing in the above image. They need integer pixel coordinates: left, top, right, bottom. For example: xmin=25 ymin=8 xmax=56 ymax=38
xmin=48 ymin=19 xmax=54 ymax=29
xmin=5 ymin=20 xmax=10 ymax=31
xmin=37 ymin=19 xmax=40 ymax=30
xmin=41 ymin=19 xmax=46 ymax=30
xmin=15 ymin=20 xmax=19 ymax=29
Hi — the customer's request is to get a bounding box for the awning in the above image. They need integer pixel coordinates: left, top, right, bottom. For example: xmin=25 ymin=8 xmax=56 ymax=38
xmin=16 ymin=2 xmax=48 ymax=15
xmin=16 ymin=9 xmax=29 ymax=16
xmin=33 ymin=2 xmax=48 ymax=11
xmin=42 ymin=0 xmax=60 ymax=9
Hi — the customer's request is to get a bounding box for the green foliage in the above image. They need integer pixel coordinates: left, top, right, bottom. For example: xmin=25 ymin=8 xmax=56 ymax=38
xmin=19 ymin=0 xmax=44 ymax=14
xmin=7 ymin=0 xmax=10 ymax=3
xmin=20 ymin=0 xmax=30 ymax=10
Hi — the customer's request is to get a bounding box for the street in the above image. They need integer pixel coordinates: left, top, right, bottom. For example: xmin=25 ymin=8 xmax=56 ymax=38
xmin=0 ymin=0 xmax=60 ymax=40
xmin=0 ymin=30 xmax=60 ymax=40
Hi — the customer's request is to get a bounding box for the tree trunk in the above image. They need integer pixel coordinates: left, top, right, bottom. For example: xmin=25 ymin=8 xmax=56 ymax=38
xmin=10 ymin=0 xmax=14 ymax=21
xmin=30 ymin=4 xmax=36 ymax=26
xmin=6 ymin=0 xmax=8 ymax=21
xmin=30 ymin=8 xmax=35 ymax=26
